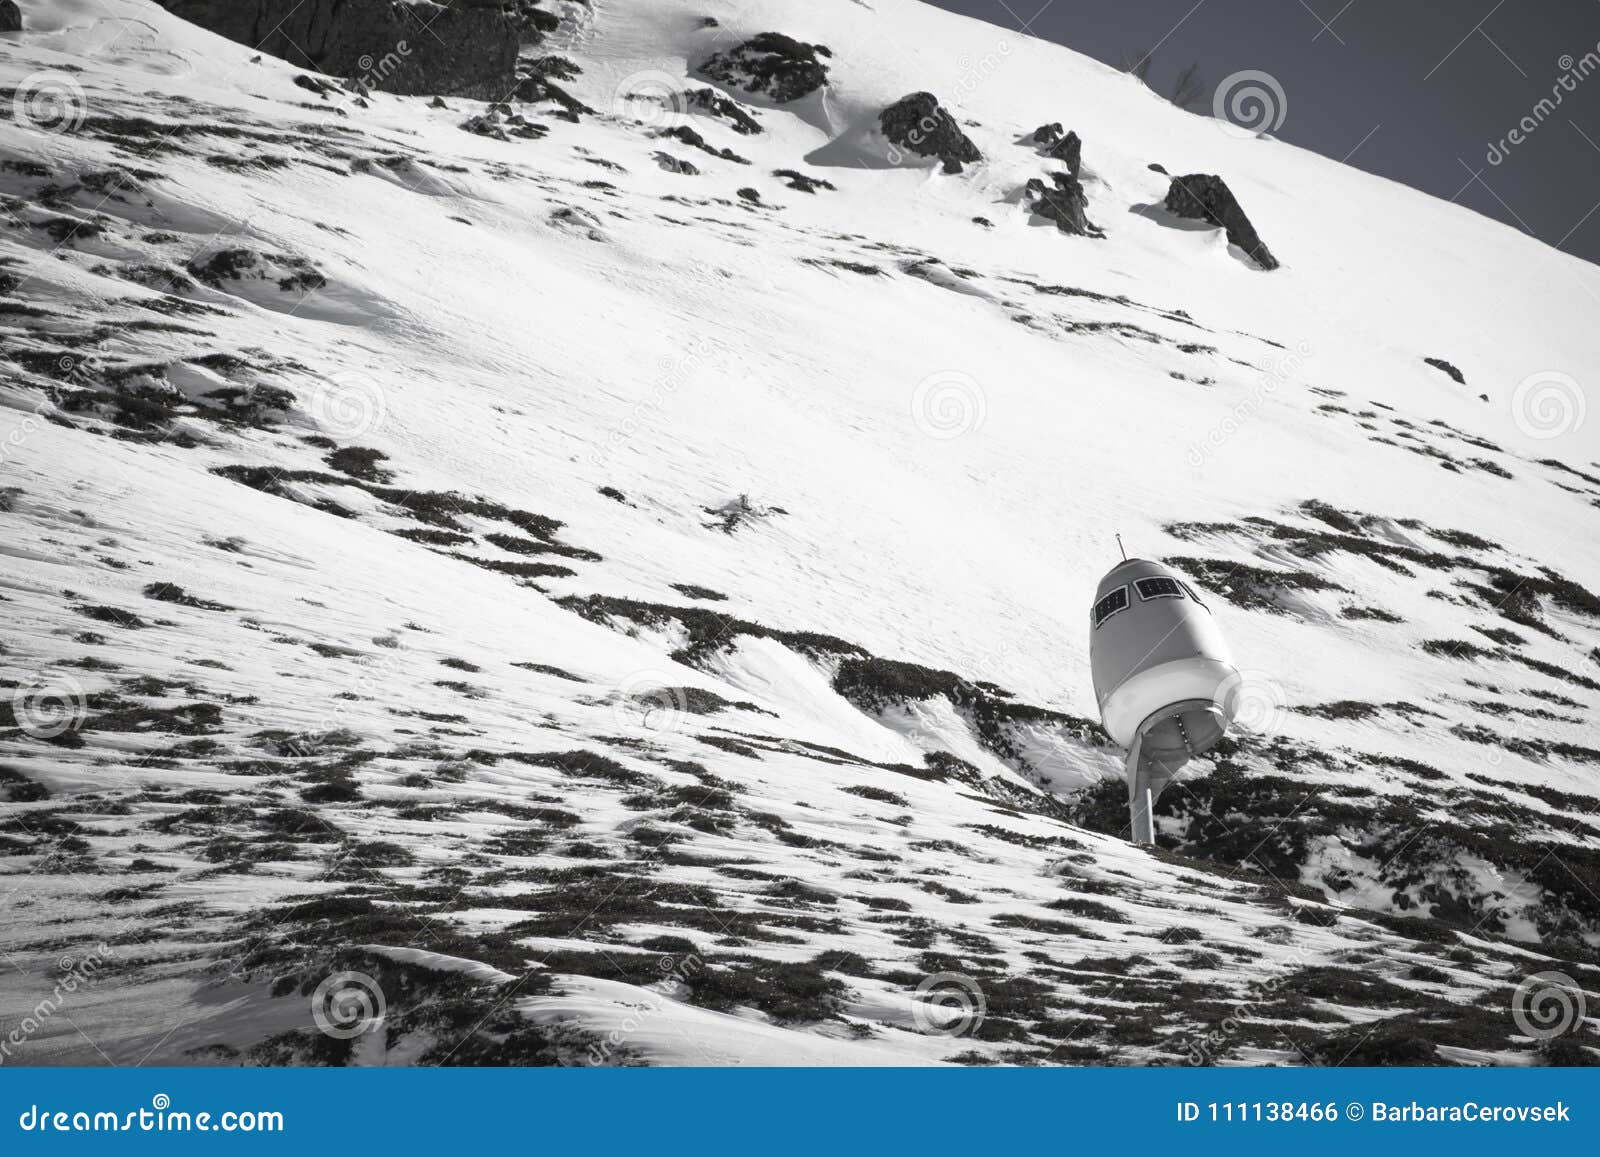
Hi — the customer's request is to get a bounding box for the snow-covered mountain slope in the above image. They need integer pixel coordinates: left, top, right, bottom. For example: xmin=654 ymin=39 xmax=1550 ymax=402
xmin=2 ymin=0 xmax=1598 ymax=1066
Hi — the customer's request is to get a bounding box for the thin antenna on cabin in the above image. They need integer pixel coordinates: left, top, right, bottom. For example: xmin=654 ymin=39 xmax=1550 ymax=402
xmin=1115 ymin=534 xmax=1128 ymax=562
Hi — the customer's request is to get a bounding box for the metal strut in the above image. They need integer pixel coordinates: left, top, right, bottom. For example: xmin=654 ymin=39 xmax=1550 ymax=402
xmin=1125 ymin=712 xmax=1197 ymax=846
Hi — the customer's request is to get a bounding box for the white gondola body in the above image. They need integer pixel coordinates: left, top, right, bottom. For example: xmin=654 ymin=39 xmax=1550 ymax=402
xmin=1089 ymin=559 xmax=1241 ymax=842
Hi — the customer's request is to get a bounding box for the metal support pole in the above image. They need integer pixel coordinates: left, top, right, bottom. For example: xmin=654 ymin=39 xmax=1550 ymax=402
xmin=1126 ymin=729 xmax=1154 ymax=845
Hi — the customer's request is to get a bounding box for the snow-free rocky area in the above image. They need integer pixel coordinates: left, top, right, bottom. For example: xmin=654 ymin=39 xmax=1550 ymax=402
xmin=2 ymin=0 xmax=1599 ymax=1066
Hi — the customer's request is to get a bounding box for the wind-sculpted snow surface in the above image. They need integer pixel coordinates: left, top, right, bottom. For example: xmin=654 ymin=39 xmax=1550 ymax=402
xmin=0 ymin=0 xmax=1597 ymax=1067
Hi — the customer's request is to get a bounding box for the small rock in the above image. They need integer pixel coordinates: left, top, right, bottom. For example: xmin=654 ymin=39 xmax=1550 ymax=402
xmin=773 ymin=168 xmax=834 ymax=194
xmin=1030 ymin=122 xmax=1063 ymax=145
xmin=292 ymin=73 xmax=341 ymax=98
xmin=1163 ymin=173 xmax=1278 ymax=270
xmin=430 ymin=96 xmax=448 ymax=109
xmin=653 ymin=152 xmax=700 ymax=176
xmin=686 ymin=87 xmax=762 ymax=135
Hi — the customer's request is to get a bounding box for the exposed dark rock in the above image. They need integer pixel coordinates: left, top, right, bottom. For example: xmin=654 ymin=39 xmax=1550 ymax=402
xmin=1044 ymin=130 xmax=1081 ymax=177
xmin=686 ymin=88 xmax=762 ymax=135
xmin=515 ymin=72 xmax=594 ymax=121
xmin=1024 ymin=173 xmax=1102 ymax=238
xmin=292 ymin=73 xmax=341 ymax=99
xmin=774 ymin=169 xmax=834 ymax=194
xmin=1030 ymin=122 xmax=1063 ymax=145
xmin=154 ymin=1 xmax=520 ymax=100
xmin=1148 ymin=162 xmax=1168 ymax=174
xmin=1163 ymin=173 xmax=1278 ymax=270
xmin=1 ymin=1 xmax=23 ymax=32
xmin=529 ymin=55 xmax=582 ymax=82
xmin=700 ymin=33 xmax=831 ymax=103
xmin=461 ymin=109 xmax=547 ymax=141
xmin=653 ymin=152 xmax=700 ymax=176
xmin=512 ymin=1 xmax=560 ymax=42
xmin=658 ymin=125 xmax=748 ymax=164
xmin=1424 ymin=357 xmax=1466 ymax=384
xmin=880 ymin=92 xmax=980 ymax=171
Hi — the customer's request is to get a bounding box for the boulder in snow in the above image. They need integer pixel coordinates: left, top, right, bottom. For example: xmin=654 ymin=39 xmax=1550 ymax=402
xmin=1044 ymin=130 xmax=1082 ymax=178
xmin=1 ymin=1 xmax=23 ymax=32
xmin=1025 ymin=172 xmax=1101 ymax=237
xmin=1163 ymin=173 xmax=1279 ymax=270
xmin=699 ymin=33 xmax=831 ymax=103
xmin=880 ymin=92 xmax=981 ymax=172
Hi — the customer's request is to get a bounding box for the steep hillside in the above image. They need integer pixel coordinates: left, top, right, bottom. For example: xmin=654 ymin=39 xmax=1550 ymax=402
xmin=1 ymin=0 xmax=1597 ymax=1066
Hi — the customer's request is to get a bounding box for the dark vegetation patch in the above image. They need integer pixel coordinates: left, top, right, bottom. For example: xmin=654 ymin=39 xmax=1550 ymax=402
xmin=143 ymin=581 xmax=233 ymax=611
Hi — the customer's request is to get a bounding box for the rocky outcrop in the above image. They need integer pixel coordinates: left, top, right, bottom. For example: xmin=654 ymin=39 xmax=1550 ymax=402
xmin=1163 ymin=173 xmax=1278 ymax=270
xmin=154 ymin=0 xmax=520 ymax=100
xmin=1029 ymin=122 xmax=1081 ymax=177
xmin=1045 ymin=130 xmax=1081 ymax=177
xmin=1424 ymin=357 xmax=1466 ymax=384
xmin=686 ymin=88 xmax=762 ymax=135
xmin=0 ymin=1 xmax=23 ymax=32
xmin=699 ymin=33 xmax=831 ymax=103
xmin=880 ymin=92 xmax=980 ymax=173
xmin=774 ymin=169 xmax=834 ymax=194
xmin=511 ymin=0 xmax=560 ymax=42
xmin=1024 ymin=172 xmax=1101 ymax=237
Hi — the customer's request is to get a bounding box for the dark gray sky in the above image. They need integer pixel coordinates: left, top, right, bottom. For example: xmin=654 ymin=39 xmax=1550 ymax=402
xmin=925 ymin=0 xmax=1600 ymax=265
